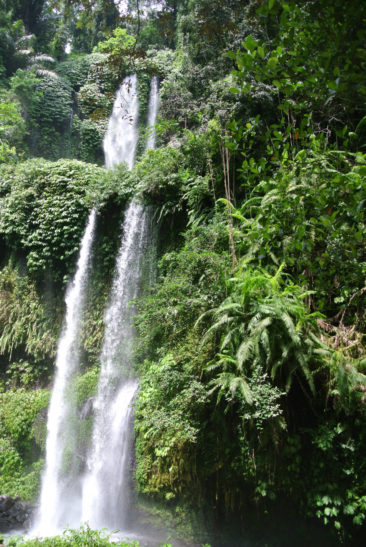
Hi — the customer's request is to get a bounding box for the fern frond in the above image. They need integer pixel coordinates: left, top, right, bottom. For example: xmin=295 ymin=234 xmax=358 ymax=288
xmin=32 ymin=54 xmax=55 ymax=64
xmin=280 ymin=312 xmax=300 ymax=346
xmin=237 ymin=339 xmax=254 ymax=371
xmin=221 ymin=331 xmax=233 ymax=350
xmin=35 ymin=69 xmax=60 ymax=79
xmin=260 ymin=328 xmax=271 ymax=365
xmin=230 ymin=376 xmax=253 ymax=405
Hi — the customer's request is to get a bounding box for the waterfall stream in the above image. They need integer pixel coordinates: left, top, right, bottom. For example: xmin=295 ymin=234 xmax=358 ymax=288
xmin=32 ymin=74 xmax=159 ymax=538
xmin=146 ymin=76 xmax=159 ymax=150
xmin=81 ymin=203 xmax=151 ymax=529
xmin=103 ymin=74 xmax=139 ymax=169
xmin=32 ymin=208 xmax=97 ymax=536
xmin=81 ymin=75 xmax=158 ymax=530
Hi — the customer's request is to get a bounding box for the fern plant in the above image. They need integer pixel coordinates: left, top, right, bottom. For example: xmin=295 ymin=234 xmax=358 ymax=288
xmin=0 ymin=263 xmax=57 ymax=365
xmin=314 ymin=335 xmax=366 ymax=413
xmin=199 ymin=263 xmax=321 ymax=405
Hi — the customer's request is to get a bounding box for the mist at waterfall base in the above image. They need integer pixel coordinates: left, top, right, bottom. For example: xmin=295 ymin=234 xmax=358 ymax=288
xmin=25 ymin=76 xmax=188 ymax=545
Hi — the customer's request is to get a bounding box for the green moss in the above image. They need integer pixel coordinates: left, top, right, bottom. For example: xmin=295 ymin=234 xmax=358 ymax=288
xmin=74 ymin=368 xmax=99 ymax=407
xmin=0 ymin=388 xmax=49 ymax=500
xmin=78 ymin=119 xmax=106 ymax=164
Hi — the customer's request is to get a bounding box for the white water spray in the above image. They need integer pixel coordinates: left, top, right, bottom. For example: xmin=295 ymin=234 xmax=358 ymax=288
xmin=103 ymin=74 xmax=139 ymax=169
xmin=146 ymin=76 xmax=159 ymax=150
xmin=81 ymin=203 xmax=151 ymax=529
xmin=80 ymin=73 xmax=149 ymax=529
xmin=32 ymin=208 xmax=97 ymax=536
xmin=32 ymin=73 xmax=159 ymax=537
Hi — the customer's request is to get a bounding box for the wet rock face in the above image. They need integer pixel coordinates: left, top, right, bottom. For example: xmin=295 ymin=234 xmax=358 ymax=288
xmin=0 ymin=496 xmax=34 ymax=532
xmin=79 ymin=396 xmax=95 ymax=420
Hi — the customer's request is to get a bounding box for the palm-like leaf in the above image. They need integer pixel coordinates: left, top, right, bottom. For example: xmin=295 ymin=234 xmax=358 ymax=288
xmin=202 ymin=264 xmax=319 ymax=402
xmin=209 ymin=372 xmax=253 ymax=408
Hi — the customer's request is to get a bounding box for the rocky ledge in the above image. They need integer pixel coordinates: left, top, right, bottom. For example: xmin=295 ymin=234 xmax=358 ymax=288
xmin=0 ymin=496 xmax=34 ymax=532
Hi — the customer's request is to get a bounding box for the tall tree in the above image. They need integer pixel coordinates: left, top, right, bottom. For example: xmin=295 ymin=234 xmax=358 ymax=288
xmin=2 ymin=0 xmax=46 ymax=34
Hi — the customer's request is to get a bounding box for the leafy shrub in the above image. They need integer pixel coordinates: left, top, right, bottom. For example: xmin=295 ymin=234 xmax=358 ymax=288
xmin=74 ymin=367 xmax=99 ymax=407
xmin=31 ymin=72 xmax=72 ymax=128
xmin=234 ymin=150 xmax=366 ymax=322
xmin=134 ymin=222 xmax=230 ymax=500
xmin=135 ymin=146 xmax=185 ymax=208
xmin=159 ymin=65 xmax=194 ymax=127
xmin=135 ymin=243 xmax=229 ymax=363
xmin=133 ymin=141 xmax=215 ymax=220
xmin=8 ymin=525 xmax=144 ymax=546
xmin=78 ymin=119 xmax=107 ymax=164
xmin=10 ymin=68 xmax=73 ymax=158
xmin=0 ymin=159 xmax=110 ymax=281
xmin=78 ymin=82 xmax=110 ymax=119
xmin=136 ymin=354 xmax=208 ymax=498
xmin=0 ymin=437 xmax=22 ymax=477
xmin=0 ymin=388 xmax=49 ymax=456
xmin=0 ymin=98 xmax=26 ymax=162
xmin=0 ymin=388 xmax=49 ymax=500
xmin=85 ymin=51 xmax=118 ymax=94
xmin=57 ymin=55 xmax=96 ymax=91
xmin=0 ymin=264 xmax=57 ymax=367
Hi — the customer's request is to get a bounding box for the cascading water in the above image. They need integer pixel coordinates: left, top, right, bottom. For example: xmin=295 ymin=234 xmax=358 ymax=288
xmin=81 ymin=203 xmax=151 ymax=529
xmin=32 ymin=73 xmax=159 ymax=538
xmin=103 ymin=74 xmax=139 ymax=169
xmin=32 ymin=208 xmax=97 ymax=536
xmin=146 ymin=75 xmax=159 ymax=150
xmin=80 ymin=74 xmax=157 ymax=530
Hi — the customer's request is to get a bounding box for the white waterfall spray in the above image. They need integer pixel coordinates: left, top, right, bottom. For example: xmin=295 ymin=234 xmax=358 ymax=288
xmin=103 ymin=74 xmax=139 ymax=169
xmin=146 ymin=75 xmax=159 ymax=150
xmin=32 ymin=208 xmax=97 ymax=536
xmin=81 ymin=203 xmax=151 ymax=529
xmin=32 ymin=73 xmax=159 ymax=537
xmin=80 ymin=73 xmax=150 ymax=529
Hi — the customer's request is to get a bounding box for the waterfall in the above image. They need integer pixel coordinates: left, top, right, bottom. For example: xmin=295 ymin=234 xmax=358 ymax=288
xmin=32 ymin=73 xmax=159 ymax=538
xmin=81 ymin=203 xmax=151 ymax=529
xmin=146 ymin=76 xmax=159 ymax=150
xmin=32 ymin=208 xmax=97 ymax=536
xmin=103 ymin=74 xmax=139 ymax=169
xmin=80 ymin=74 xmax=155 ymax=529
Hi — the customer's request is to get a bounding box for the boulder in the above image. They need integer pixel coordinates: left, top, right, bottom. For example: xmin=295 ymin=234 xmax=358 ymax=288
xmin=0 ymin=497 xmax=14 ymax=513
xmin=0 ymin=496 xmax=34 ymax=532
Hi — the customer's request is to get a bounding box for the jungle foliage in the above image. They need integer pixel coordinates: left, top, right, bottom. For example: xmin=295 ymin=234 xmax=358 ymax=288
xmin=5 ymin=524 xmax=155 ymax=546
xmin=132 ymin=0 xmax=366 ymax=543
xmin=0 ymin=0 xmax=365 ymax=545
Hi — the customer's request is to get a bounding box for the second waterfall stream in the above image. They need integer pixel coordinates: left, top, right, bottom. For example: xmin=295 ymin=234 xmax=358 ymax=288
xmin=32 ymin=74 xmax=159 ymax=537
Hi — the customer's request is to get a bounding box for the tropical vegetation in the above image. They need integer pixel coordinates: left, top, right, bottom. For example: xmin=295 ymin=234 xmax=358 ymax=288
xmin=0 ymin=0 xmax=365 ymax=545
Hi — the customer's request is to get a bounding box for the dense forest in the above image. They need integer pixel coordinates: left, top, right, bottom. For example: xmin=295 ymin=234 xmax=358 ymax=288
xmin=0 ymin=0 xmax=365 ymax=545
